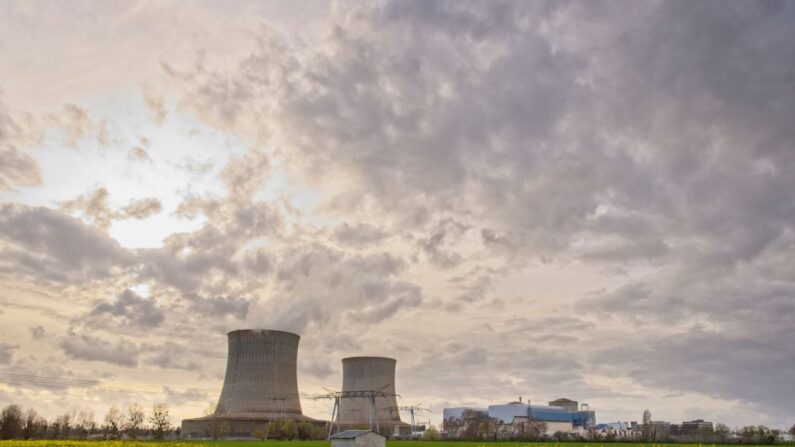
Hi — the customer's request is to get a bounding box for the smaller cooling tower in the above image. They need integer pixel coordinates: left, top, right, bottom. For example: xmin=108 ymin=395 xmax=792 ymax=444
xmin=338 ymin=356 xmax=408 ymax=434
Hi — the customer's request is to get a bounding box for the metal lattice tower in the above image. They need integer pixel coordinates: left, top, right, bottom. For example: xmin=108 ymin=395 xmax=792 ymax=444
xmin=398 ymin=404 xmax=430 ymax=433
xmin=313 ymin=386 xmax=400 ymax=439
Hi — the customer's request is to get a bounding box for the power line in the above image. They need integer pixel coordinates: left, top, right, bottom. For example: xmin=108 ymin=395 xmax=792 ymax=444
xmin=312 ymin=385 xmax=400 ymax=439
xmin=0 ymin=372 xmax=215 ymax=398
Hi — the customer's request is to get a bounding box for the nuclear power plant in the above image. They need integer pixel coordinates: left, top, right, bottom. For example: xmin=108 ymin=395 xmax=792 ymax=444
xmin=338 ymin=356 xmax=409 ymax=435
xmin=182 ymin=330 xmax=412 ymax=439
xmin=182 ymin=329 xmax=318 ymax=437
xmin=181 ymin=328 xmax=609 ymax=440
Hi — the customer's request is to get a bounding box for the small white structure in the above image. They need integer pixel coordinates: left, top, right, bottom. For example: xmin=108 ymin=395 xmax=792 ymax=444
xmin=330 ymin=430 xmax=386 ymax=447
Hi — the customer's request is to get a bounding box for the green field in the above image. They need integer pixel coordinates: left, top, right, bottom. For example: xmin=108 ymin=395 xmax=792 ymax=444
xmin=0 ymin=441 xmax=782 ymax=447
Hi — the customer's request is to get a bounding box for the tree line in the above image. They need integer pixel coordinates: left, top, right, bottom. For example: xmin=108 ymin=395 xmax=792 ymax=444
xmin=442 ymin=408 xmax=795 ymax=444
xmin=0 ymin=403 xmax=173 ymax=440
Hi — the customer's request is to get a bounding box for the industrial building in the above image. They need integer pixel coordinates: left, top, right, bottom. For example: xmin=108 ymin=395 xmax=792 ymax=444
xmin=594 ymin=419 xmax=718 ymax=442
xmin=443 ymin=398 xmax=595 ymax=438
xmin=338 ymin=357 xmax=410 ymax=436
xmin=548 ymin=398 xmax=578 ymax=413
xmin=182 ymin=329 xmax=320 ymax=437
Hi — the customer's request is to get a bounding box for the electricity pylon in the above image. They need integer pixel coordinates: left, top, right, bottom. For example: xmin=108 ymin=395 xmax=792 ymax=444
xmin=398 ymin=404 xmax=430 ymax=433
xmin=313 ymin=386 xmax=400 ymax=439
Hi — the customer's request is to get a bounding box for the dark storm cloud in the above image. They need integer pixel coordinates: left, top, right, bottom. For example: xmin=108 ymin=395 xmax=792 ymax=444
xmin=86 ymin=289 xmax=165 ymax=329
xmin=167 ymin=0 xmax=795 ymax=421
xmin=0 ymin=98 xmax=42 ymax=190
xmin=595 ymin=328 xmax=795 ymax=415
xmin=59 ymin=333 xmax=140 ymax=367
xmin=144 ymin=341 xmax=201 ymax=371
xmin=190 ymin=295 xmax=250 ymax=320
xmin=0 ymin=204 xmax=135 ymax=283
xmin=416 ymin=218 xmax=470 ymax=268
xmin=300 ymin=358 xmax=335 ymax=379
xmin=405 ymin=336 xmax=589 ymax=403
xmin=139 ymin=177 xmax=281 ymax=296
xmin=251 ymin=245 xmax=423 ymax=333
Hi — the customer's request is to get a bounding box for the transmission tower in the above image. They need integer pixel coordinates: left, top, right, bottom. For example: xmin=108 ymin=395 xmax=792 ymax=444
xmin=313 ymin=386 xmax=400 ymax=439
xmin=398 ymin=404 xmax=430 ymax=433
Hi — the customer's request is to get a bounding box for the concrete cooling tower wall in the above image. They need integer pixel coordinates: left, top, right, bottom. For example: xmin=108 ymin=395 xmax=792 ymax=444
xmin=182 ymin=329 xmax=318 ymax=438
xmin=216 ymin=329 xmax=303 ymax=417
xmin=338 ymin=356 xmax=408 ymax=433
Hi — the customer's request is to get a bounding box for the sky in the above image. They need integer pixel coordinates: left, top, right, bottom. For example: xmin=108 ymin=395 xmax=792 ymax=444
xmin=1 ymin=0 xmax=794 ymax=431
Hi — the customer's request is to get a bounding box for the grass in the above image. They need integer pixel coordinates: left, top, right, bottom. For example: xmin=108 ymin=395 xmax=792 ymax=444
xmin=0 ymin=441 xmax=781 ymax=447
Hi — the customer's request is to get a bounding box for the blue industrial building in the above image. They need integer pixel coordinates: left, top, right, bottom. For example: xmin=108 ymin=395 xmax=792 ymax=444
xmin=443 ymin=398 xmax=596 ymax=436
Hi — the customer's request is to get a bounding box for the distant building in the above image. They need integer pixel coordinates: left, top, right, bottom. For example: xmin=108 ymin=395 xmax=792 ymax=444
xmin=779 ymin=433 xmax=795 ymax=442
xmin=648 ymin=421 xmax=672 ymax=441
xmin=549 ymin=398 xmax=578 ymax=413
xmin=594 ymin=422 xmax=636 ymax=440
xmin=672 ymin=419 xmax=715 ymax=442
xmin=443 ymin=398 xmax=595 ymax=439
xmin=330 ymin=430 xmax=386 ymax=447
xmin=681 ymin=419 xmax=713 ymax=433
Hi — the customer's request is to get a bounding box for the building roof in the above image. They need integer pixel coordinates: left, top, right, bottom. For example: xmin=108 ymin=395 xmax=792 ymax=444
xmin=330 ymin=430 xmax=384 ymax=439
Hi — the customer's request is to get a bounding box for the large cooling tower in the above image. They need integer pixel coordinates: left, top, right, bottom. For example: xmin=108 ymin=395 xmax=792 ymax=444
xmin=216 ymin=329 xmax=303 ymax=417
xmin=338 ymin=356 xmax=407 ymax=431
xmin=182 ymin=329 xmax=317 ymax=438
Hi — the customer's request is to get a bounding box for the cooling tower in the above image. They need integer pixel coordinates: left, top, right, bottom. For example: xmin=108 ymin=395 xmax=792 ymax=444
xmin=216 ymin=329 xmax=303 ymax=417
xmin=338 ymin=356 xmax=408 ymax=434
xmin=182 ymin=329 xmax=319 ymax=437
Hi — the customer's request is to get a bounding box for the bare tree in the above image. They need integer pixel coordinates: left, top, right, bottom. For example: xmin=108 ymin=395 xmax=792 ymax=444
xmin=22 ymin=409 xmax=45 ymax=439
xmin=149 ymin=403 xmax=171 ymax=440
xmin=740 ymin=425 xmax=758 ymax=443
xmin=126 ymin=403 xmax=145 ymax=440
xmin=525 ymin=419 xmax=547 ymax=441
xmin=75 ymin=410 xmax=95 ymax=438
xmin=479 ymin=415 xmax=499 ymax=440
xmin=642 ymin=409 xmax=652 ymax=442
xmin=715 ymin=423 xmax=730 ymax=443
xmin=0 ymin=404 xmax=23 ymax=439
xmin=55 ymin=410 xmax=76 ymax=439
xmin=460 ymin=409 xmax=486 ymax=440
xmin=203 ymin=402 xmax=229 ymax=439
xmin=103 ymin=406 xmax=126 ymax=439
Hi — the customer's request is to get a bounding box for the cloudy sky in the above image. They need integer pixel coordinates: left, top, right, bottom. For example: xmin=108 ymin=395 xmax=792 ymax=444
xmin=1 ymin=0 xmax=794 ymax=430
